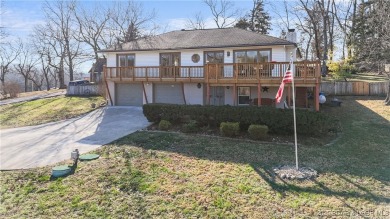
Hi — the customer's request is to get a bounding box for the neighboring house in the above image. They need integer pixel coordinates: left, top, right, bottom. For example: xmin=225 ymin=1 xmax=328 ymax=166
xmin=100 ymin=28 xmax=321 ymax=111
xmin=88 ymin=58 xmax=107 ymax=82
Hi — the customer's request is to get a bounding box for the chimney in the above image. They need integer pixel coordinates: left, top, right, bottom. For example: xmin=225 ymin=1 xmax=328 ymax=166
xmin=286 ymin=29 xmax=296 ymax=43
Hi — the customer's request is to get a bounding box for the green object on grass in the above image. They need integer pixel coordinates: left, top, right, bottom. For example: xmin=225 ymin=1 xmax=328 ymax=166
xmin=52 ymin=165 xmax=71 ymax=177
xmin=79 ymin=154 xmax=100 ymax=161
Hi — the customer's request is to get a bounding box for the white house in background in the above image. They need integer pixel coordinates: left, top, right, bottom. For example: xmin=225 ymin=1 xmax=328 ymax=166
xmin=100 ymin=28 xmax=321 ymax=111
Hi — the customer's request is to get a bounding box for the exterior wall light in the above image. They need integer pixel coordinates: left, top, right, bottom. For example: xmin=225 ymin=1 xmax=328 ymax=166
xmin=197 ymin=83 xmax=202 ymax=89
xmin=227 ymin=51 xmax=230 ymax=57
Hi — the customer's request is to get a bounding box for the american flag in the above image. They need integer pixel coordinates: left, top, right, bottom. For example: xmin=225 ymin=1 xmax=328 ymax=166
xmin=275 ymin=70 xmax=293 ymax=103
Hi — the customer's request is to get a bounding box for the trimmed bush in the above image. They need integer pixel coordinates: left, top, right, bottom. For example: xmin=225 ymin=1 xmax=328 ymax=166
xmin=220 ymin=122 xmax=240 ymax=137
xmin=158 ymin=120 xmax=172 ymax=131
xmin=143 ymin=104 xmax=338 ymax=136
xmin=182 ymin=120 xmax=198 ymax=133
xmin=248 ymin=124 xmax=269 ymax=140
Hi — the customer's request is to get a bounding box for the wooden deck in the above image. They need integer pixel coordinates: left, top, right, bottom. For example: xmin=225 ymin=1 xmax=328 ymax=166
xmin=104 ymin=61 xmax=321 ymax=86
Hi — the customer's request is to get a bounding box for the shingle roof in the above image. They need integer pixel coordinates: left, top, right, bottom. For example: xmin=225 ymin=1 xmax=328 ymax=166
xmin=101 ymin=28 xmax=295 ymax=52
xmin=88 ymin=58 xmax=106 ymax=73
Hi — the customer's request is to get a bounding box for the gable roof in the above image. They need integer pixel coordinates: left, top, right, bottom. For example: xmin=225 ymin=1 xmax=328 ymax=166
xmin=100 ymin=28 xmax=295 ymax=52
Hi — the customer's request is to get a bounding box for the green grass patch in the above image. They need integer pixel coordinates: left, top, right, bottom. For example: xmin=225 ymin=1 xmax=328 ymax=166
xmin=0 ymin=97 xmax=389 ymax=218
xmin=323 ymin=72 xmax=388 ymax=82
xmin=0 ymin=95 xmax=105 ymax=129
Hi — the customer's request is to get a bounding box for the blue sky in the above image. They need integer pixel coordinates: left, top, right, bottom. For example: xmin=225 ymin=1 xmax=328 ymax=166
xmin=2 ymin=0 xmax=281 ymax=39
xmin=1 ymin=0 xmax=289 ymax=73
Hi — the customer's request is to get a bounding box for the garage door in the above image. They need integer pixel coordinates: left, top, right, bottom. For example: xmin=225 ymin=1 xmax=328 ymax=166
xmin=154 ymin=84 xmax=185 ymax=104
xmin=115 ymin=83 xmax=143 ymax=106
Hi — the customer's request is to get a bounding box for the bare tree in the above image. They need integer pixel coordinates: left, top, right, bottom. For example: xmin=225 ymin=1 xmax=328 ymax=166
xmin=14 ymin=42 xmax=38 ymax=92
xmin=186 ymin=12 xmax=206 ymax=30
xmin=32 ymin=24 xmax=66 ymax=89
xmin=31 ymin=35 xmax=54 ymax=91
xmin=203 ymin=0 xmax=240 ymax=28
xmin=73 ymin=3 xmax=110 ymax=82
xmin=299 ymin=0 xmax=322 ymax=60
xmin=108 ymin=0 xmax=157 ymax=47
xmin=43 ymin=0 xmax=80 ymax=82
xmin=0 ymin=41 xmax=22 ymax=89
xmin=295 ymin=13 xmax=314 ymax=60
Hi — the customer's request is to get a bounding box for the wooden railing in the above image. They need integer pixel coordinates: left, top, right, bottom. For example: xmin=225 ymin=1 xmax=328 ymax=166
xmin=104 ymin=61 xmax=321 ymax=84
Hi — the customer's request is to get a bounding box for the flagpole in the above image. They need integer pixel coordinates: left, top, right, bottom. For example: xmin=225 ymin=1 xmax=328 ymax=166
xmin=290 ymin=52 xmax=299 ymax=170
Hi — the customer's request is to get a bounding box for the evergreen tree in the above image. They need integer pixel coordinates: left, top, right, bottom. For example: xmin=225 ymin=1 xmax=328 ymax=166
xmin=234 ymin=0 xmax=271 ymax=34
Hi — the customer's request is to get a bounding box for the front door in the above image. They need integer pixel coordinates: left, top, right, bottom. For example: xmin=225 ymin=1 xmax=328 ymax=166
xmin=210 ymin=86 xmax=225 ymax=106
xmin=205 ymin=51 xmax=224 ymax=79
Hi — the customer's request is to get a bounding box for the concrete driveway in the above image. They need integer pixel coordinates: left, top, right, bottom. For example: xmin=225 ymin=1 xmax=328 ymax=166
xmin=0 ymin=107 xmax=150 ymax=170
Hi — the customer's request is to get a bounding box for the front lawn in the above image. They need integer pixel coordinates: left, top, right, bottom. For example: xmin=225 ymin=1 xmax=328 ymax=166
xmin=0 ymin=97 xmax=389 ymax=218
xmin=0 ymin=95 xmax=105 ymax=129
xmin=323 ymin=72 xmax=388 ymax=82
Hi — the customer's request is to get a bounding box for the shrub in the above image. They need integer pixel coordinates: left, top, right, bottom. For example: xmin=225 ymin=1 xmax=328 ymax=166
xmin=248 ymin=124 xmax=269 ymax=140
xmin=143 ymin=104 xmax=338 ymax=136
xmin=327 ymin=59 xmax=357 ymax=80
xmin=158 ymin=120 xmax=171 ymax=131
xmin=0 ymin=81 xmax=21 ymax=98
xmin=182 ymin=120 xmax=198 ymax=133
xmin=220 ymin=122 xmax=240 ymax=137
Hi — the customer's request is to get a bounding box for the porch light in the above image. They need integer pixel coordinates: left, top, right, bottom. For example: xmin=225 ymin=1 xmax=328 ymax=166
xmin=227 ymin=51 xmax=230 ymax=57
xmin=197 ymin=83 xmax=202 ymax=89
xmin=226 ymin=86 xmax=230 ymax=89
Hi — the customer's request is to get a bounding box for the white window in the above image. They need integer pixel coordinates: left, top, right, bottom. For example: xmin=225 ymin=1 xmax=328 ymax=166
xmin=238 ymin=87 xmax=250 ymax=105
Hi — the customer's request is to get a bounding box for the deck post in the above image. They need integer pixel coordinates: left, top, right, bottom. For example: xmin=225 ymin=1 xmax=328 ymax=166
xmin=233 ymin=84 xmax=237 ymax=106
xmin=103 ymin=65 xmax=113 ymax=106
xmin=207 ymin=83 xmax=210 ymax=105
xmin=257 ymin=83 xmax=261 ymax=106
xmin=305 ymin=87 xmax=308 ymax=108
xmin=315 ymin=83 xmax=320 ymax=111
xmin=181 ymin=82 xmax=187 ymax=105
xmin=142 ymin=81 xmax=148 ymax=104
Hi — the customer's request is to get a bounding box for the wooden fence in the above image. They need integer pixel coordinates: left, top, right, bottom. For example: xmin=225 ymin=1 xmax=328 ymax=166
xmin=321 ymin=81 xmax=389 ymax=96
xmin=66 ymin=84 xmax=99 ymax=96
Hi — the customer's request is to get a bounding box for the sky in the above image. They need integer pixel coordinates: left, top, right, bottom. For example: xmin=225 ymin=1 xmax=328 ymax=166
xmin=1 ymin=0 xmax=290 ymax=73
xmin=2 ymin=0 xmax=263 ymax=36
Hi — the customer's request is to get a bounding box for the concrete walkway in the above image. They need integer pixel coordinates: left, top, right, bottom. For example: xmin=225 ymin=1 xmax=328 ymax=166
xmin=0 ymin=107 xmax=150 ymax=170
xmin=0 ymin=90 xmax=66 ymax=106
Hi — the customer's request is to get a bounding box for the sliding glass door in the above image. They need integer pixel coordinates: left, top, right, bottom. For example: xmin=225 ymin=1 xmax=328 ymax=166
xmin=160 ymin=53 xmax=180 ymax=77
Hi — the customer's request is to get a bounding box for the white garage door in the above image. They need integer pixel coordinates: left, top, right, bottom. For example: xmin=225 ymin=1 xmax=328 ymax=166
xmin=154 ymin=84 xmax=185 ymax=104
xmin=115 ymin=83 xmax=143 ymax=106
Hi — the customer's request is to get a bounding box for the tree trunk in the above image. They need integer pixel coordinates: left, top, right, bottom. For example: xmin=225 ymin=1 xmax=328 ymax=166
xmin=66 ymin=42 xmax=74 ymax=82
xmin=24 ymin=77 xmax=28 ymax=92
xmin=58 ymin=57 xmax=66 ymax=89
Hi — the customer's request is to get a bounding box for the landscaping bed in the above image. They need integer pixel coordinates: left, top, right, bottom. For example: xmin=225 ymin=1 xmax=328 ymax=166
xmin=144 ymin=103 xmax=340 ymax=145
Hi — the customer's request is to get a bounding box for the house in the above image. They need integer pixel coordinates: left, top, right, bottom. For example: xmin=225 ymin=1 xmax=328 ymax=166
xmin=100 ymin=28 xmax=321 ymax=111
xmin=88 ymin=58 xmax=107 ymax=82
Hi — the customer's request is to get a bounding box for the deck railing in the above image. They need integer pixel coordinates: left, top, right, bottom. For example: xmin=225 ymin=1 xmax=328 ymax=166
xmin=104 ymin=61 xmax=321 ymax=84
